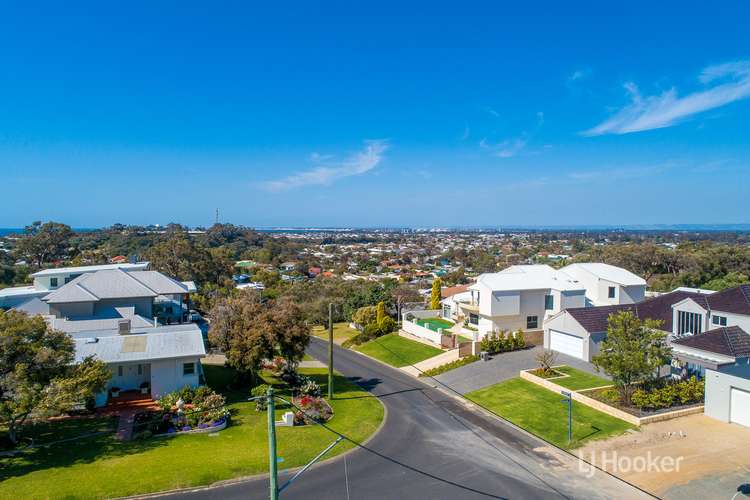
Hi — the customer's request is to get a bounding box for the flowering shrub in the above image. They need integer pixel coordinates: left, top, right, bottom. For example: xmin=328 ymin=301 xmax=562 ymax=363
xmin=262 ymin=356 xmax=289 ymax=375
xmin=151 ymin=386 xmax=230 ymax=433
xmin=294 ymin=395 xmax=333 ymax=424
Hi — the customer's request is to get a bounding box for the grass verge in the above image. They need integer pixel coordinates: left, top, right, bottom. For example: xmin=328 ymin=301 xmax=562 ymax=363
xmin=312 ymin=322 xmax=359 ymax=345
xmin=0 ymin=364 xmax=384 ymax=499
xmin=354 ymin=333 xmax=443 ymax=367
xmin=466 ymin=378 xmax=633 ymax=450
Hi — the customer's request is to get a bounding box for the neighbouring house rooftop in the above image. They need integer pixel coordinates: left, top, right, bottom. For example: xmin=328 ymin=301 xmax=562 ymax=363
xmin=562 ymin=262 xmax=647 ymax=286
xmin=672 ymin=325 xmax=750 ymax=358
xmin=471 ymin=264 xmax=583 ymax=292
xmin=73 ymin=326 xmax=205 ymax=364
xmin=31 ymin=262 xmax=149 ymax=277
xmin=441 ymin=284 xmax=470 ymax=299
xmin=565 ymin=290 xmax=707 ymax=333
xmin=44 ymin=269 xmax=191 ymax=304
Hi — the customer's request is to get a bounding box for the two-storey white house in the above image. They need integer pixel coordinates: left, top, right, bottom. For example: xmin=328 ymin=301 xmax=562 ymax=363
xmin=462 ymin=265 xmax=587 ymax=338
xmin=559 ymin=263 xmax=646 ymax=306
xmin=445 ymin=263 xmax=647 ymax=342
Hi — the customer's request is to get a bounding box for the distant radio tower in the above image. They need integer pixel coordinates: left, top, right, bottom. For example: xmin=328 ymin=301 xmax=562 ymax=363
xmin=215 ymin=208 xmax=219 ymax=225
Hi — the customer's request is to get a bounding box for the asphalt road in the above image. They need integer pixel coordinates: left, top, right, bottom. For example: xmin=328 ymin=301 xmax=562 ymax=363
xmin=161 ymin=338 xmax=653 ymax=500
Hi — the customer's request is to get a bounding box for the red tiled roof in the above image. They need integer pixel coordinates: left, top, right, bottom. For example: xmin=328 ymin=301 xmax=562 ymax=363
xmin=441 ymin=284 xmax=469 ymax=299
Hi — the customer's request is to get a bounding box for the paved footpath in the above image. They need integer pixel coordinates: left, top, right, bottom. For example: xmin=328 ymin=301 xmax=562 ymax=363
xmin=159 ymin=338 xmax=653 ymax=500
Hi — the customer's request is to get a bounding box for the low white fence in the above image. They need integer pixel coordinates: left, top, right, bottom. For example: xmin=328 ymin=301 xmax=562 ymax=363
xmin=402 ymin=317 xmax=443 ymax=345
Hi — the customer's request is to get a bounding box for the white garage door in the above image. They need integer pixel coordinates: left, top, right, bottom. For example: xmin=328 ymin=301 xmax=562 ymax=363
xmin=549 ymin=330 xmax=584 ymax=359
xmin=730 ymin=387 xmax=750 ymax=428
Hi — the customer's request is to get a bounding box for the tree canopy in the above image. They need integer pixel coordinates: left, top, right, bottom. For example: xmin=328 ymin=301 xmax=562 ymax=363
xmin=208 ymin=294 xmax=311 ymax=383
xmin=0 ymin=310 xmax=110 ymax=444
xmin=15 ymin=221 xmax=73 ymax=267
xmin=592 ymin=311 xmax=672 ymax=404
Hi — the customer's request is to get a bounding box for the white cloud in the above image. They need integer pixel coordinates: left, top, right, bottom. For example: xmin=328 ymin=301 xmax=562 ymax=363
xmin=583 ymin=60 xmax=750 ymax=136
xmin=568 ymin=69 xmax=590 ymax=82
xmin=484 ymin=107 xmax=501 ymax=118
xmin=480 ymin=137 xmax=527 ymax=158
xmin=261 ymin=140 xmax=388 ymax=192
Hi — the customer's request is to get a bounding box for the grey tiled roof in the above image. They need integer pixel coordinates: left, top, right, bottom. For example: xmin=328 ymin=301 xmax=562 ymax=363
xmin=44 ymin=269 xmax=189 ymax=304
xmin=672 ymin=325 xmax=750 ymax=358
xmin=566 ymin=290 xmax=705 ymax=333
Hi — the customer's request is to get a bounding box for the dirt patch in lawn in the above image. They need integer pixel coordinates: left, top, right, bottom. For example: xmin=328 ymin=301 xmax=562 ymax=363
xmin=577 ymin=414 xmax=750 ymax=498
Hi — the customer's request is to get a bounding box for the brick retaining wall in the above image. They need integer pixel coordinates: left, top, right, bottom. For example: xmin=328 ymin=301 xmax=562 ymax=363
xmin=520 ymin=369 xmax=704 ymax=426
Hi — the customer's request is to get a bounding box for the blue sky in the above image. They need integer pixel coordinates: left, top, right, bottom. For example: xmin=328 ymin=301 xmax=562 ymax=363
xmin=1 ymin=2 xmax=749 ymax=227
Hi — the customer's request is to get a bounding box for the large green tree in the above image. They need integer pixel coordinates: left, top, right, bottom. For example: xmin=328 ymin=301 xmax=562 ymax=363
xmin=15 ymin=221 xmax=74 ymax=267
xmin=146 ymin=233 xmax=232 ymax=285
xmin=208 ymin=295 xmax=311 ymax=382
xmin=592 ymin=311 xmax=672 ymax=405
xmin=0 ymin=311 xmax=110 ymax=444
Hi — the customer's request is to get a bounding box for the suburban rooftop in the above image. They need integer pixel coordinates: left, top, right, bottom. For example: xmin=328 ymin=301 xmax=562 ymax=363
xmin=471 ymin=264 xmax=583 ymax=292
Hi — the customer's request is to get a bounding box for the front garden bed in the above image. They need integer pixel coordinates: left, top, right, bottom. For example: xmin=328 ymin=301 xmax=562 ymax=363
xmin=132 ymin=386 xmax=230 ymax=440
xmin=580 ymin=377 xmax=704 ymax=418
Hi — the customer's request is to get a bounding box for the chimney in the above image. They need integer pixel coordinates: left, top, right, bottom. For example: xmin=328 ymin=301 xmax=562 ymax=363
xmin=118 ymin=319 xmax=131 ymax=335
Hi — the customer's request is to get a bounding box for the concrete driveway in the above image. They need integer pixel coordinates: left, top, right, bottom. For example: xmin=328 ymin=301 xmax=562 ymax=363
xmin=433 ymin=345 xmax=608 ymax=394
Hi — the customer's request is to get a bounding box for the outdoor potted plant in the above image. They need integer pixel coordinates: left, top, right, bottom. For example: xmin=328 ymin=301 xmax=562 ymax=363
xmin=140 ymin=381 xmax=150 ymax=395
xmin=110 ymin=386 xmax=121 ymax=398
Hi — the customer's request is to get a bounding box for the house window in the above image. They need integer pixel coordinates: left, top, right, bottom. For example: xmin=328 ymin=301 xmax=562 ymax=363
xmin=712 ymin=315 xmax=727 ymax=326
xmin=443 ymin=304 xmax=451 ymax=318
xmin=183 ymin=362 xmax=195 ymax=376
xmin=469 ymin=313 xmax=479 ymax=325
xmin=50 ymin=277 xmax=58 ymax=288
xmin=608 ymin=286 xmax=616 ymax=299
xmin=544 ymin=294 xmax=554 ymax=310
xmin=677 ymin=311 xmax=703 ymax=335
xmin=526 ymin=316 xmax=538 ymax=329
xmin=117 ymin=366 xmax=123 ymax=377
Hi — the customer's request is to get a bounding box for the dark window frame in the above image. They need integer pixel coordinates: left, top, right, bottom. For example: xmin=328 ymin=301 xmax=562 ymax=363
xmin=526 ymin=315 xmax=538 ymax=329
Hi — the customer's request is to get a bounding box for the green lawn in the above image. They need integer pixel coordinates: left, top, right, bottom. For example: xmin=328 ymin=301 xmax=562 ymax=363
xmin=312 ymin=322 xmax=359 ymax=345
xmin=0 ymin=364 xmax=384 ymax=499
xmin=354 ymin=333 xmax=443 ymax=367
xmin=550 ymin=366 xmax=612 ymax=391
xmin=416 ymin=317 xmax=454 ymax=332
xmin=467 ymin=378 xmax=633 ymax=449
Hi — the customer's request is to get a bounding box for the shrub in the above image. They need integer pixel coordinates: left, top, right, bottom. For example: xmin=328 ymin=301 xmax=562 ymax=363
xmin=362 ymin=322 xmax=382 ymax=340
xmin=378 ymin=316 xmax=396 ymax=334
xmin=295 ymin=395 xmax=333 ymax=424
xmin=299 ymin=378 xmax=321 ymax=397
xmin=251 ymin=384 xmax=270 ymax=411
xmin=419 ymin=356 xmax=479 ymax=377
xmin=630 ymin=377 xmax=705 ymax=411
xmin=535 ymin=349 xmax=558 ymax=377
